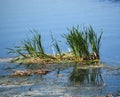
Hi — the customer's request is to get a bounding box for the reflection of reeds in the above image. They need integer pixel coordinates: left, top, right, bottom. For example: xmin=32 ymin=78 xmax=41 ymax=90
xmin=70 ymin=64 xmax=104 ymax=86
xmin=64 ymin=26 xmax=103 ymax=60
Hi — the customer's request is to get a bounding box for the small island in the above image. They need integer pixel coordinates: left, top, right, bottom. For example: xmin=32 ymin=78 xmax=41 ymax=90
xmin=7 ymin=25 xmax=103 ymax=76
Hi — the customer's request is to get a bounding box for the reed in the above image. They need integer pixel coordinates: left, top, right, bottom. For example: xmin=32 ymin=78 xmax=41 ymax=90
xmin=33 ymin=31 xmax=45 ymax=55
xmin=21 ymin=31 xmax=45 ymax=57
xmin=7 ymin=25 xmax=103 ymax=64
xmin=7 ymin=31 xmax=45 ymax=58
xmin=51 ymin=32 xmax=62 ymax=59
xmin=64 ymin=26 xmax=103 ymax=60
xmin=64 ymin=26 xmax=89 ymax=60
xmin=7 ymin=46 xmax=27 ymax=58
xmin=88 ymin=26 xmax=103 ymax=59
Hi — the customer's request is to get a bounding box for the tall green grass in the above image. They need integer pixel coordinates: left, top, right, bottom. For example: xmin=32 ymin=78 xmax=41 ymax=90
xmin=51 ymin=32 xmax=62 ymax=59
xmin=64 ymin=26 xmax=89 ymax=60
xmin=88 ymin=26 xmax=103 ymax=59
xmin=7 ymin=25 xmax=103 ymax=62
xmin=21 ymin=31 xmax=45 ymax=57
xmin=7 ymin=31 xmax=45 ymax=58
xmin=64 ymin=26 xmax=103 ymax=60
xmin=7 ymin=31 xmax=56 ymax=59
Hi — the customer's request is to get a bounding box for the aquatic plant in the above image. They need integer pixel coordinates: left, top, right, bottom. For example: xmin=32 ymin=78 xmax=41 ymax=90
xmin=51 ymin=32 xmax=62 ymax=59
xmin=7 ymin=25 xmax=103 ymax=65
xmin=7 ymin=31 xmax=55 ymax=59
xmin=64 ymin=26 xmax=89 ymax=60
xmin=64 ymin=26 xmax=103 ymax=60
xmin=7 ymin=46 xmax=27 ymax=58
xmin=88 ymin=26 xmax=103 ymax=59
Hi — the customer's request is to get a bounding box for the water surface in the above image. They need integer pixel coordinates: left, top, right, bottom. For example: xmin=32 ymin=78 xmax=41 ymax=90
xmin=0 ymin=62 xmax=120 ymax=96
xmin=0 ymin=0 xmax=120 ymax=96
xmin=0 ymin=0 xmax=120 ymax=61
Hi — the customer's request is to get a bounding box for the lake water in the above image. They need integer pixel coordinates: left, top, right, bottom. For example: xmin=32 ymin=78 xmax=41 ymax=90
xmin=0 ymin=0 xmax=120 ymax=62
xmin=0 ymin=0 xmax=120 ymax=96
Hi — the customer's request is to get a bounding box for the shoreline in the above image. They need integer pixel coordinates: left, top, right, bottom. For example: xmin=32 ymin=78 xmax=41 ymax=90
xmin=0 ymin=56 xmax=104 ymax=68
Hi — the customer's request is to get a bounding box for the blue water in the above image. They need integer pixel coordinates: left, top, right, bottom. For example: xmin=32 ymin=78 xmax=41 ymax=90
xmin=0 ymin=0 xmax=120 ymax=63
xmin=0 ymin=0 xmax=120 ymax=96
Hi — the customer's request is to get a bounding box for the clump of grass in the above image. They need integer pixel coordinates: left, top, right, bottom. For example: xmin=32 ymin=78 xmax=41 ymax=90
xmin=64 ymin=25 xmax=103 ymax=61
xmin=7 ymin=25 xmax=103 ymax=65
xmin=64 ymin=26 xmax=89 ymax=60
xmin=22 ymin=30 xmax=45 ymax=57
xmin=88 ymin=26 xmax=103 ymax=59
xmin=7 ymin=30 xmax=55 ymax=59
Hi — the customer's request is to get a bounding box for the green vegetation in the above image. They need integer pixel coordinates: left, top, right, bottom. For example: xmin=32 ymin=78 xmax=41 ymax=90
xmin=51 ymin=32 xmax=62 ymax=59
xmin=7 ymin=30 xmax=45 ymax=58
xmin=64 ymin=26 xmax=103 ymax=61
xmin=64 ymin=26 xmax=89 ymax=60
xmin=7 ymin=30 xmax=55 ymax=60
xmin=7 ymin=25 xmax=103 ymax=65
xmin=88 ymin=26 xmax=103 ymax=59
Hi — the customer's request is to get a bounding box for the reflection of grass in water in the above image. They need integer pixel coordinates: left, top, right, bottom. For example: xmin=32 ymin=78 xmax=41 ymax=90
xmin=70 ymin=64 xmax=104 ymax=86
xmin=7 ymin=25 xmax=103 ymax=65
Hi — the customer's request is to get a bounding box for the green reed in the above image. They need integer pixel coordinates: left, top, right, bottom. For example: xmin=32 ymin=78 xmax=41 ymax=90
xmin=51 ymin=32 xmax=62 ymax=59
xmin=7 ymin=25 xmax=103 ymax=61
xmin=88 ymin=26 xmax=103 ymax=59
xmin=64 ymin=26 xmax=103 ymax=60
xmin=22 ymin=31 xmax=45 ymax=57
xmin=7 ymin=31 xmax=45 ymax=58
